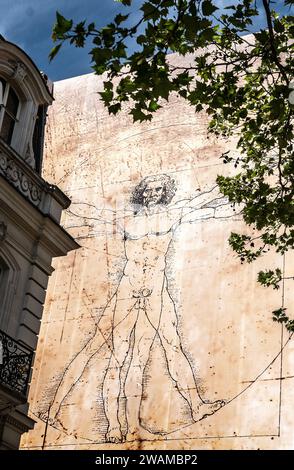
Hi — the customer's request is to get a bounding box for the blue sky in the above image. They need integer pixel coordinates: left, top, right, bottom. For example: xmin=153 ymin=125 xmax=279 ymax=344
xmin=0 ymin=0 xmax=144 ymax=81
xmin=0 ymin=0 xmax=291 ymax=82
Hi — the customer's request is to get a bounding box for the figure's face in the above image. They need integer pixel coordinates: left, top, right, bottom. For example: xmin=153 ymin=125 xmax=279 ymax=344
xmin=142 ymin=180 xmax=164 ymax=207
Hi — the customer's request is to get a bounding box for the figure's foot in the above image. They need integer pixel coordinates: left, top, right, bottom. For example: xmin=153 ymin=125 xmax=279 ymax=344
xmin=105 ymin=427 xmax=125 ymax=443
xmin=125 ymin=426 xmax=156 ymax=442
xmin=37 ymin=409 xmax=56 ymax=426
xmin=52 ymin=415 xmax=68 ymax=432
xmin=192 ymin=399 xmax=226 ymax=422
xmin=37 ymin=409 xmax=68 ymax=432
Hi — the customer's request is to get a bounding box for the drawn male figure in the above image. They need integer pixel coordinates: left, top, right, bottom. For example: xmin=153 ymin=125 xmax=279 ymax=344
xmin=46 ymin=175 xmax=234 ymax=443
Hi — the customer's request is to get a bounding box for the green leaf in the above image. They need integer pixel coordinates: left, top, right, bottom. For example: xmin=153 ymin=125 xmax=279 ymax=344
xmin=108 ymin=103 xmax=121 ymax=114
xmin=141 ymin=2 xmax=156 ymax=17
xmin=49 ymin=43 xmax=62 ymax=61
xmin=149 ymin=100 xmax=161 ymax=111
xmin=202 ymin=0 xmax=218 ymax=16
xmin=137 ymin=35 xmax=146 ymax=45
xmin=56 ymin=11 xmax=73 ymax=34
xmin=115 ymin=0 xmax=132 ymax=5
xmin=130 ymin=108 xmax=152 ymax=122
xmin=274 ymin=20 xmax=285 ymax=33
xmin=114 ymin=14 xmax=129 ymax=25
xmin=88 ymin=22 xmax=95 ymax=32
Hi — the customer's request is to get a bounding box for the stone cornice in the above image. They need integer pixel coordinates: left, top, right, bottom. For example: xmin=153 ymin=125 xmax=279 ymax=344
xmin=0 ymin=412 xmax=33 ymax=433
xmin=0 ymin=177 xmax=79 ymax=261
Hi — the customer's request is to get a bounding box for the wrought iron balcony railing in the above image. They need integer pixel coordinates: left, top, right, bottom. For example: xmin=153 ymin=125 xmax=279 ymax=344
xmin=0 ymin=329 xmax=33 ymax=397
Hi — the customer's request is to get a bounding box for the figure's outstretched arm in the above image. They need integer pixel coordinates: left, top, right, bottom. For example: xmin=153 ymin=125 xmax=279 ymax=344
xmin=169 ymin=185 xmax=224 ymax=213
xmin=179 ymin=198 xmax=239 ymax=226
xmin=65 ymin=202 xmax=132 ymax=235
xmin=170 ymin=196 xmax=240 ymax=232
xmin=169 ymin=185 xmax=238 ymax=227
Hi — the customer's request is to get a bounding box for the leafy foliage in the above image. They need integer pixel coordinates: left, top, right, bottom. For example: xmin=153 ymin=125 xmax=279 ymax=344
xmin=273 ymin=307 xmax=294 ymax=332
xmin=50 ymin=0 xmax=294 ymax=331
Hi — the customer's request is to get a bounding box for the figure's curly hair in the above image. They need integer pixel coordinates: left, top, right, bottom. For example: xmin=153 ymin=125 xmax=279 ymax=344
xmin=130 ymin=174 xmax=177 ymax=209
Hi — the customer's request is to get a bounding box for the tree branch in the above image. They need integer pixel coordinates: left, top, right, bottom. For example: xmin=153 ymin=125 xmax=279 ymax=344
xmin=262 ymin=0 xmax=289 ymax=85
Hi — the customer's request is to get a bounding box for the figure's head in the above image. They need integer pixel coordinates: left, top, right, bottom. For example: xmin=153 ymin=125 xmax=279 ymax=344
xmin=131 ymin=174 xmax=176 ymax=209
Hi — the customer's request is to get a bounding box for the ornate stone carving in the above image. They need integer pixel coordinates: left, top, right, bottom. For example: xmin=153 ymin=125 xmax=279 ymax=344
xmin=0 ymin=152 xmax=42 ymax=206
xmin=24 ymin=141 xmax=36 ymax=169
xmin=11 ymin=61 xmax=27 ymax=84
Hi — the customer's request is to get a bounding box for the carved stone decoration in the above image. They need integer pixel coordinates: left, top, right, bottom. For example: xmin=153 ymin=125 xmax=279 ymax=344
xmin=11 ymin=61 xmax=27 ymax=84
xmin=0 ymin=221 xmax=7 ymax=242
xmin=24 ymin=141 xmax=36 ymax=169
xmin=0 ymin=152 xmax=42 ymax=206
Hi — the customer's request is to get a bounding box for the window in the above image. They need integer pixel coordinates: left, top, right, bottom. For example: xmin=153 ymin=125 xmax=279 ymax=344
xmin=0 ymin=250 xmax=19 ymax=332
xmin=0 ymin=256 xmax=8 ymax=310
xmin=0 ymin=77 xmax=20 ymax=146
xmin=33 ymin=105 xmax=46 ymax=173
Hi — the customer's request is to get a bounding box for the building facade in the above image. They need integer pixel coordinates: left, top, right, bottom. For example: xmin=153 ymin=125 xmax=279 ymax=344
xmin=0 ymin=37 xmax=79 ymax=449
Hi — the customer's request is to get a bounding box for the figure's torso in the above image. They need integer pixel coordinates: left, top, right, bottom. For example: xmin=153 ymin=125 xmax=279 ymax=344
xmin=122 ymin=208 xmax=180 ymax=291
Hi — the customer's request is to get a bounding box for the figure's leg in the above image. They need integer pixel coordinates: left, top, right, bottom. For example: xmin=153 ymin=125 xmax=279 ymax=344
xmin=124 ymin=308 xmax=157 ymax=441
xmin=103 ymin=298 xmax=139 ymax=443
xmin=46 ymin=296 xmax=116 ymax=424
xmin=159 ymin=281 xmax=225 ymax=422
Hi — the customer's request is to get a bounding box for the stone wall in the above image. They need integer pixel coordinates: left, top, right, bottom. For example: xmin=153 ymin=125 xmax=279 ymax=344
xmin=21 ymin=63 xmax=294 ymax=450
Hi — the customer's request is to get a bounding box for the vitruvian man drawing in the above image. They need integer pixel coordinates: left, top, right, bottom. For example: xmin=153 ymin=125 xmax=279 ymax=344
xmin=38 ymin=174 xmax=236 ymax=443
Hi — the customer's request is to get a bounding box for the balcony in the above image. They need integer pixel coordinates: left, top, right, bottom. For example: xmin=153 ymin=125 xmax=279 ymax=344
xmin=0 ymin=329 xmax=33 ymax=403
